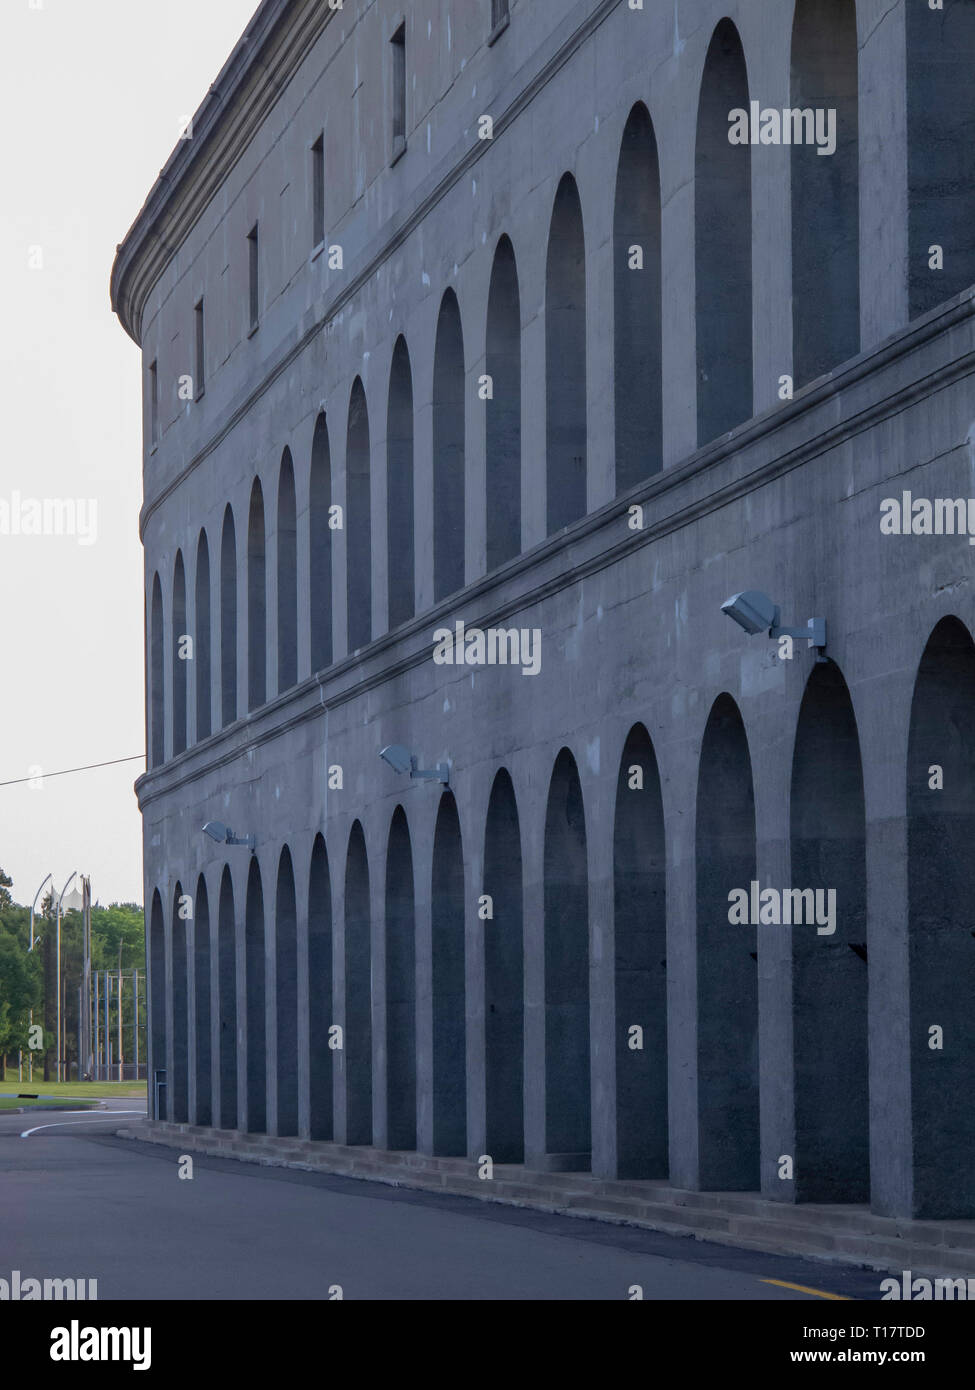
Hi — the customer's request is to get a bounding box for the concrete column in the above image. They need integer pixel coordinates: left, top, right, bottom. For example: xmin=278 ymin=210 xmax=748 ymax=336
xmin=587 ymin=764 xmax=617 ymax=1180
xmin=858 ymin=0 xmax=909 ymax=349
xmin=414 ymin=811 xmax=435 ymax=1154
xmin=661 ymin=728 xmax=699 ymax=1191
xmin=371 ymin=816 xmax=389 ymax=1152
xmin=521 ymin=775 xmax=546 ymax=1167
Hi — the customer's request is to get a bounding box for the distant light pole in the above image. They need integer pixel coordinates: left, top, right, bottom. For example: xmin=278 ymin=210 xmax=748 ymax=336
xmin=26 ymin=872 xmax=53 ymax=1084
xmin=55 ymin=872 xmax=76 ymax=1078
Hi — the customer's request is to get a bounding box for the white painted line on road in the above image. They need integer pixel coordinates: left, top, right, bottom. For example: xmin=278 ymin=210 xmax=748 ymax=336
xmin=20 ymin=1111 xmax=146 ymax=1139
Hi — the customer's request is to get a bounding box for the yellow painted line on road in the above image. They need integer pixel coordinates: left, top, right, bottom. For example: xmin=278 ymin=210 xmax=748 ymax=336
xmin=761 ymin=1278 xmax=851 ymax=1300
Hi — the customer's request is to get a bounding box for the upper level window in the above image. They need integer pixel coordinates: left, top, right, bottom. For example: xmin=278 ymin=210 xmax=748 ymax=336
xmin=311 ymin=134 xmax=325 ymax=249
xmin=149 ymin=359 xmax=159 ymax=447
xmin=248 ymin=224 xmax=259 ymax=333
xmin=391 ymin=23 xmax=406 ymax=163
xmin=491 ymin=0 xmax=510 ymax=38
xmin=194 ymin=299 xmax=205 ymax=400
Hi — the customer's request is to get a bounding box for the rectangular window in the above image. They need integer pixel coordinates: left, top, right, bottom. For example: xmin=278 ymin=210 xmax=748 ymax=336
xmin=247 ymin=224 xmax=259 ymax=332
xmin=491 ymin=0 xmax=510 ymax=33
xmin=391 ymin=23 xmax=406 ymax=160
xmin=149 ymin=359 xmax=158 ymax=446
xmin=194 ymin=300 xmax=205 ymax=399
xmin=312 ymin=134 xmax=325 ymax=249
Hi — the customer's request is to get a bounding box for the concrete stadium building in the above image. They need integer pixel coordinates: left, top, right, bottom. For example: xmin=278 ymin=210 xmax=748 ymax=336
xmin=112 ymin=0 xmax=975 ymax=1227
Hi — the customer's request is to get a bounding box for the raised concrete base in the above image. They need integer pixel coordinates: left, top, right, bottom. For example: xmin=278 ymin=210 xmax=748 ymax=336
xmin=117 ymin=1120 xmax=975 ymax=1282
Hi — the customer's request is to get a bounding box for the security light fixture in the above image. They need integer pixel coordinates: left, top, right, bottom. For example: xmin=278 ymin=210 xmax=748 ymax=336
xmin=202 ymin=820 xmax=256 ymax=849
xmin=721 ymin=589 xmax=828 ymax=662
xmin=380 ymin=744 xmax=450 ymax=786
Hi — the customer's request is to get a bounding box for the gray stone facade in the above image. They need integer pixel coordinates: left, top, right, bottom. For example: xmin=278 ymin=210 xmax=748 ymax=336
xmin=112 ymin=0 xmax=975 ymax=1222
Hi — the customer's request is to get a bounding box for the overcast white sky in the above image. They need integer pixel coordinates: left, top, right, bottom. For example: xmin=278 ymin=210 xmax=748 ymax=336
xmin=0 ymin=0 xmax=257 ymax=909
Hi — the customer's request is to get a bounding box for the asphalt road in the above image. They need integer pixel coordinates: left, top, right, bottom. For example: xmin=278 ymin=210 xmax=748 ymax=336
xmin=0 ymin=1105 xmax=883 ymax=1300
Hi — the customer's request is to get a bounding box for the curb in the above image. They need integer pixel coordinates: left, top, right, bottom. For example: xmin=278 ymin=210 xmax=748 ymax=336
xmin=114 ymin=1121 xmax=975 ymax=1282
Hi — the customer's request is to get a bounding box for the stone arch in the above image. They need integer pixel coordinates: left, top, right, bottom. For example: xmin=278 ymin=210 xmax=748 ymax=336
xmin=907 ymin=0 xmax=975 ymax=318
xmin=543 ymin=748 xmax=590 ymax=1169
xmin=483 ymin=768 xmax=524 ymax=1163
xmin=696 ymin=694 xmax=758 ymax=1189
xmin=245 ymin=857 xmax=266 ymax=1133
xmin=195 ymin=531 xmax=212 ymax=742
xmin=172 ymin=552 xmax=187 ymax=756
xmin=614 ymin=724 xmax=667 ymax=1178
xmin=346 ymin=379 xmax=372 ymax=652
xmin=696 ymin=19 xmax=752 ymax=444
xmin=276 ymin=846 xmax=299 ymax=1136
xmin=791 ymin=0 xmax=860 ymax=386
xmin=217 ymin=866 xmax=237 ymax=1128
xmin=385 ymin=806 xmax=416 ymax=1150
xmin=614 ymin=104 xmax=663 ymax=490
xmin=433 ymin=290 xmax=466 ymax=601
xmin=790 ymin=661 xmax=868 ymax=1200
xmin=309 ymin=833 xmax=333 ymax=1140
xmin=149 ymin=888 xmax=166 ymax=1118
xmin=387 ymin=337 xmax=415 ymax=629
xmin=486 ymin=236 xmax=522 ymax=569
xmin=194 ymin=874 xmax=212 ymax=1126
xmin=277 ymin=450 xmax=298 ymax=692
xmin=171 ymin=881 xmax=188 ymax=1123
xmin=344 ymin=820 xmax=372 ymax=1144
xmin=545 ymin=174 xmax=587 ymax=535
xmin=309 ymin=412 xmax=333 ymax=670
xmin=247 ymin=478 xmax=267 ymax=711
xmin=220 ymin=506 xmax=237 ymax=727
xmin=150 ymin=573 xmax=164 ymax=767
xmin=432 ymin=791 xmax=467 ymax=1155
xmin=907 ymin=615 xmax=975 ymax=1217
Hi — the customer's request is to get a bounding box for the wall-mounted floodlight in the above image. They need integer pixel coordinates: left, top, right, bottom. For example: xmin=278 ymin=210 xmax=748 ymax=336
xmin=721 ymin=589 xmax=827 ymax=662
xmin=380 ymin=744 xmax=450 ymax=786
xmin=202 ymin=820 xmax=257 ymax=850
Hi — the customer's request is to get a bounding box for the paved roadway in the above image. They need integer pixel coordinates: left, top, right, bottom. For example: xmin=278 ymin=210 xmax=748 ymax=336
xmin=0 ymin=1104 xmax=883 ymax=1300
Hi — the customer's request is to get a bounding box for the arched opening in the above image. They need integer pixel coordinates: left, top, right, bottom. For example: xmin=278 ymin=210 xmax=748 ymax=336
xmin=346 ymin=379 xmax=372 ymax=652
xmin=195 ymin=531 xmax=211 ymax=742
xmin=149 ymin=889 xmax=166 ymax=1119
xmin=275 ymin=847 xmax=298 ymax=1136
xmin=218 ymin=867 xmax=237 ymax=1129
xmin=614 ymin=104 xmax=663 ymax=491
xmin=908 ymin=616 xmax=975 ymax=1217
xmin=791 ymin=0 xmax=859 ymax=386
xmin=486 ymin=237 xmax=522 ymax=569
xmin=309 ymin=413 xmax=333 ymax=671
xmin=245 ymin=857 xmax=266 ymax=1134
xmin=614 ymin=724 xmax=667 ymax=1178
xmin=545 ymin=174 xmax=587 ymax=534
xmin=543 ymin=748 xmax=590 ymax=1169
xmin=696 ymin=19 xmax=752 ymax=444
xmin=220 ymin=506 xmax=237 ymax=727
xmin=907 ymin=0 xmax=975 ymax=318
xmin=483 ymin=769 xmax=523 ymax=1162
xmin=308 ymin=834 xmax=333 ymax=1140
xmin=171 ymin=882 xmax=188 ymax=1123
xmin=344 ymin=821 xmax=372 ymax=1144
xmin=696 ymin=694 xmax=758 ymax=1189
xmin=433 ymin=291 xmax=466 ymax=601
xmin=172 ymin=552 xmax=187 ymax=756
xmin=277 ymin=450 xmax=298 ymax=692
xmin=432 ymin=792 xmax=466 ymax=1155
xmin=385 ymin=806 xmax=416 ymax=1150
xmin=247 ymin=479 xmax=266 ymax=711
xmin=150 ymin=574 xmax=164 ymax=767
xmin=790 ymin=662 xmax=868 ymax=1201
xmin=387 ymin=337 xmax=415 ymax=628
xmin=194 ymin=875 xmax=212 ymax=1126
